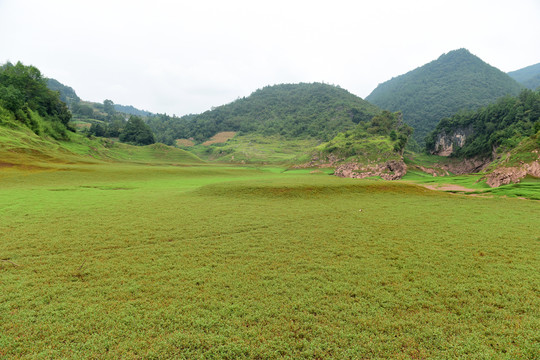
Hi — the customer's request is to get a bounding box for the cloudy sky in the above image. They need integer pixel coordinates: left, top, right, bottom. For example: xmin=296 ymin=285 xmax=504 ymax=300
xmin=1 ymin=0 xmax=539 ymax=116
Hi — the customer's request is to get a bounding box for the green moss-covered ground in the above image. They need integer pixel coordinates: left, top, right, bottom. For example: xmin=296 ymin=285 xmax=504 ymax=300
xmin=1 ymin=161 xmax=538 ymax=359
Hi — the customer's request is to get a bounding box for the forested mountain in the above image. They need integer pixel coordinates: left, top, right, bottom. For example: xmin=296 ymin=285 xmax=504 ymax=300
xmin=148 ymin=83 xmax=380 ymax=144
xmin=45 ymin=78 xmax=152 ymax=119
xmin=113 ymin=104 xmax=153 ymax=117
xmin=46 ymin=78 xmax=80 ymax=105
xmin=425 ymin=89 xmax=540 ymax=158
xmin=366 ymin=49 xmax=523 ymax=144
xmin=508 ymin=62 xmax=540 ymax=90
xmin=0 ymin=62 xmax=73 ymax=140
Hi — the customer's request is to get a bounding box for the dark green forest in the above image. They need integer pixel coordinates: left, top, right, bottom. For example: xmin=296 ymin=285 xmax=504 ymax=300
xmin=0 ymin=62 xmax=73 ymax=139
xmin=147 ymin=83 xmax=381 ymax=145
xmin=366 ymin=49 xmax=523 ymax=144
xmin=425 ymin=89 xmax=540 ymax=157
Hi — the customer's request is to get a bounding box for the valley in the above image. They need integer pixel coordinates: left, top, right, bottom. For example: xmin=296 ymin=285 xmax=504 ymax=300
xmin=1 ymin=51 xmax=539 ymax=359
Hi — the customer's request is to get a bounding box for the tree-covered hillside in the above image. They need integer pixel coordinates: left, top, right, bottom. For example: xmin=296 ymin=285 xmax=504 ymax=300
xmin=0 ymin=62 xmax=73 ymax=140
xmin=508 ymin=62 xmax=540 ymax=90
xmin=46 ymin=78 xmax=81 ymax=105
xmin=318 ymin=110 xmax=413 ymax=159
xmin=425 ymin=89 xmax=540 ymax=158
xmin=366 ymin=49 xmax=523 ymax=144
xmin=148 ymin=83 xmax=380 ymax=144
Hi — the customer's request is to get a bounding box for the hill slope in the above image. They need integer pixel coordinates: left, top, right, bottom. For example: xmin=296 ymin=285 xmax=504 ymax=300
xmin=366 ymin=49 xmax=523 ymax=143
xmin=425 ymin=89 xmax=540 ymax=186
xmin=154 ymin=83 xmax=380 ymax=143
xmin=508 ymin=62 xmax=540 ymax=90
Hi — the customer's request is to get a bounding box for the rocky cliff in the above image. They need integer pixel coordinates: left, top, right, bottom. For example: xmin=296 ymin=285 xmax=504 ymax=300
xmin=333 ymin=160 xmax=407 ymax=180
xmin=431 ymin=127 xmax=473 ymax=156
xmin=484 ymin=150 xmax=540 ymax=187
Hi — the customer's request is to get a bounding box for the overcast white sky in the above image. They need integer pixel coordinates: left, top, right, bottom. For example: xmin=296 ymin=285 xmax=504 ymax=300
xmin=1 ymin=0 xmax=539 ymax=116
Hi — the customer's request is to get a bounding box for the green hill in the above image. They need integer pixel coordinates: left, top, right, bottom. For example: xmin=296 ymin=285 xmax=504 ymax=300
xmin=317 ymin=110 xmax=412 ymax=160
xmin=0 ymin=62 xmax=73 ymax=140
xmin=366 ymin=49 xmax=523 ymax=144
xmin=151 ymin=83 xmax=380 ymax=144
xmin=0 ymin=62 xmax=199 ymax=167
xmin=508 ymin=62 xmax=540 ymax=90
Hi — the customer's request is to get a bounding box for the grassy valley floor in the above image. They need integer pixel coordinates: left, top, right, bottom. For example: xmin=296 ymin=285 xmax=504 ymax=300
xmin=0 ymin=162 xmax=539 ymax=359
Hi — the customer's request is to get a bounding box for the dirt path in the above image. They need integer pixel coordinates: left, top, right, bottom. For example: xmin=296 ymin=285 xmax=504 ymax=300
xmin=421 ymin=183 xmax=477 ymax=192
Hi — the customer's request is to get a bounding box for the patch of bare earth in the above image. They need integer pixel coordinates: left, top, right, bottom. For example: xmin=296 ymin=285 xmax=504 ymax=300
xmin=202 ymin=132 xmax=237 ymax=146
xmin=421 ymin=184 xmax=476 ymax=192
xmin=176 ymin=139 xmax=195 ymax=147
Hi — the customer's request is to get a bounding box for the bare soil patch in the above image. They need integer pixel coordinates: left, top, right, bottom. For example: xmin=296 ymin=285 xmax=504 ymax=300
xmin=421 ymin=184 xmax=476 ymax=192
xmin=176 ymin=139 xmax=195 ymax=147
xmin=202 ymin=131 xmax=237 ymax=146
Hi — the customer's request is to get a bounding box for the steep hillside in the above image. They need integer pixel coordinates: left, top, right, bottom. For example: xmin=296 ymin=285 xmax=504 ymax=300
xmin=46 ymin=78 xmax=80 ymax=105
xmin=366 ymin=49 xmax=522 ymax=143
xmin=425 ymin=89 xmax=540 ymax=186
xmin=508 ymin=62 xmax=540 ymax=90
xmin=0 ymin=62 xmax=73 ymax=140
xmin=150 ymin=83 xmax=380 ymax=144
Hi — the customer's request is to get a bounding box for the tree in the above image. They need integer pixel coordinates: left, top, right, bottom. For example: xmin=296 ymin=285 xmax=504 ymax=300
xmin=103 ymin=99 xmax=115 ymax=117
xmin=119 ymin=115 xmax=155 ymax=145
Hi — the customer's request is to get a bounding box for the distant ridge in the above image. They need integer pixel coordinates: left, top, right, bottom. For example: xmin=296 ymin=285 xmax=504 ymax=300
xmin=45 ymin=78 xmax=152 ymax=116
xmin=113 ymin=104 xmax=153 ymax=117
xmin=508 ymin=62 xmax=540 ymax=90
xmin=366 ymin=49 xmax=522 ymax=143
xmin=164 ymin=82 xmax=381 ymax=143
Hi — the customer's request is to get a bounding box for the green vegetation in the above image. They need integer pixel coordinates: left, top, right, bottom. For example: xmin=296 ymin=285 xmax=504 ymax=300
xmin=0 ymin=118 xmax=200 ymax=167
xmin=119 ymin=115 xmax=156 ymax=145
xmin=2 ymin=61 xmax=540 ymax=358
xmin=508 ymin=62 xmax=540 ymax=90
xmin=1 ymin=162 xmax=539 ymax=358
xmin=187 ymin=134 xmax=320 ymax=164
xmin=0 ymin=62 xmax=73 ymax=140
xmin=318 ymin=111 xmax=413 ymax=160
xmin=426 ymin=89 xmax=540 ymax=157
xmin=366 ymin=49 xmax=523 ymax=143
xmin=46 ymin=78 xmax=80 ymax=105
xmin=147 ymin=83 xmax=381 ymax=144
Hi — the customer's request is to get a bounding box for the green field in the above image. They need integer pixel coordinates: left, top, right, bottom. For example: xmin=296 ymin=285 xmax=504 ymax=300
xmin=1 ymin=160 xmax=539 ymax=359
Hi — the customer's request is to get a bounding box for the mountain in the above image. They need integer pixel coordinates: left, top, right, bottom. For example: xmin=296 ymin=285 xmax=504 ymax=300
xmin=45 ymin=78 xmax=152 ymax=118
xmin=46 ymin=78 xmax=80 ymax=105
xmin=508 ymin=62 xmax=540 ymax=90
xmin=113 ymin=104 xmax=153 ymax=117
xmin=366 ymin=49 xmax=523 ymax=144
xmin=155 ymin=83 xmax=381 ymax=143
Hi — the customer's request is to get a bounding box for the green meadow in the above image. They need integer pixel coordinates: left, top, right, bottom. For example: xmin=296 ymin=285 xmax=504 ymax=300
xmin=1 ymin=160 xmax=539 ymax=359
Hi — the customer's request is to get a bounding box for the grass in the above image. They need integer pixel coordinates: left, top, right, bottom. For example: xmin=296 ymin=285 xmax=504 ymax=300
xmin=188 ymin=134 xmax=320 ymax=164
xmin=0 ymin=125 xmax=202 ymax=167
xmin=1 ymin=160 xmax=539 ymax=359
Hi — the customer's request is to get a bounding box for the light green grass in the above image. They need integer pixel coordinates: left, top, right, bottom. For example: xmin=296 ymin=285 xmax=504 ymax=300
xmin=188 ymin=134 xmax=320 ymax=164
xmin=1 ymin=162 xmax=539 ymax=359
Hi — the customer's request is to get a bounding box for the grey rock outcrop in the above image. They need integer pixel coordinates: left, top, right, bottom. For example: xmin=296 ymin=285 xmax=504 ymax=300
xmin=432 ymin=127 xmax=473 ymax=156
xmin=334 ymin=160 xmax=407 ymax=180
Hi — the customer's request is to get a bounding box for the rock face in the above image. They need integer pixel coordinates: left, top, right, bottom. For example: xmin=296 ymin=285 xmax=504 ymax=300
xmin=432 ymin=127 xmax=473 ymax=156
xmin=441 ymin=157 xmax=492 ymax=175
xmin=334 ymin=160 xmax=407 ymax=180
xmin=485 ymin=160 xmax=540 ymax=187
